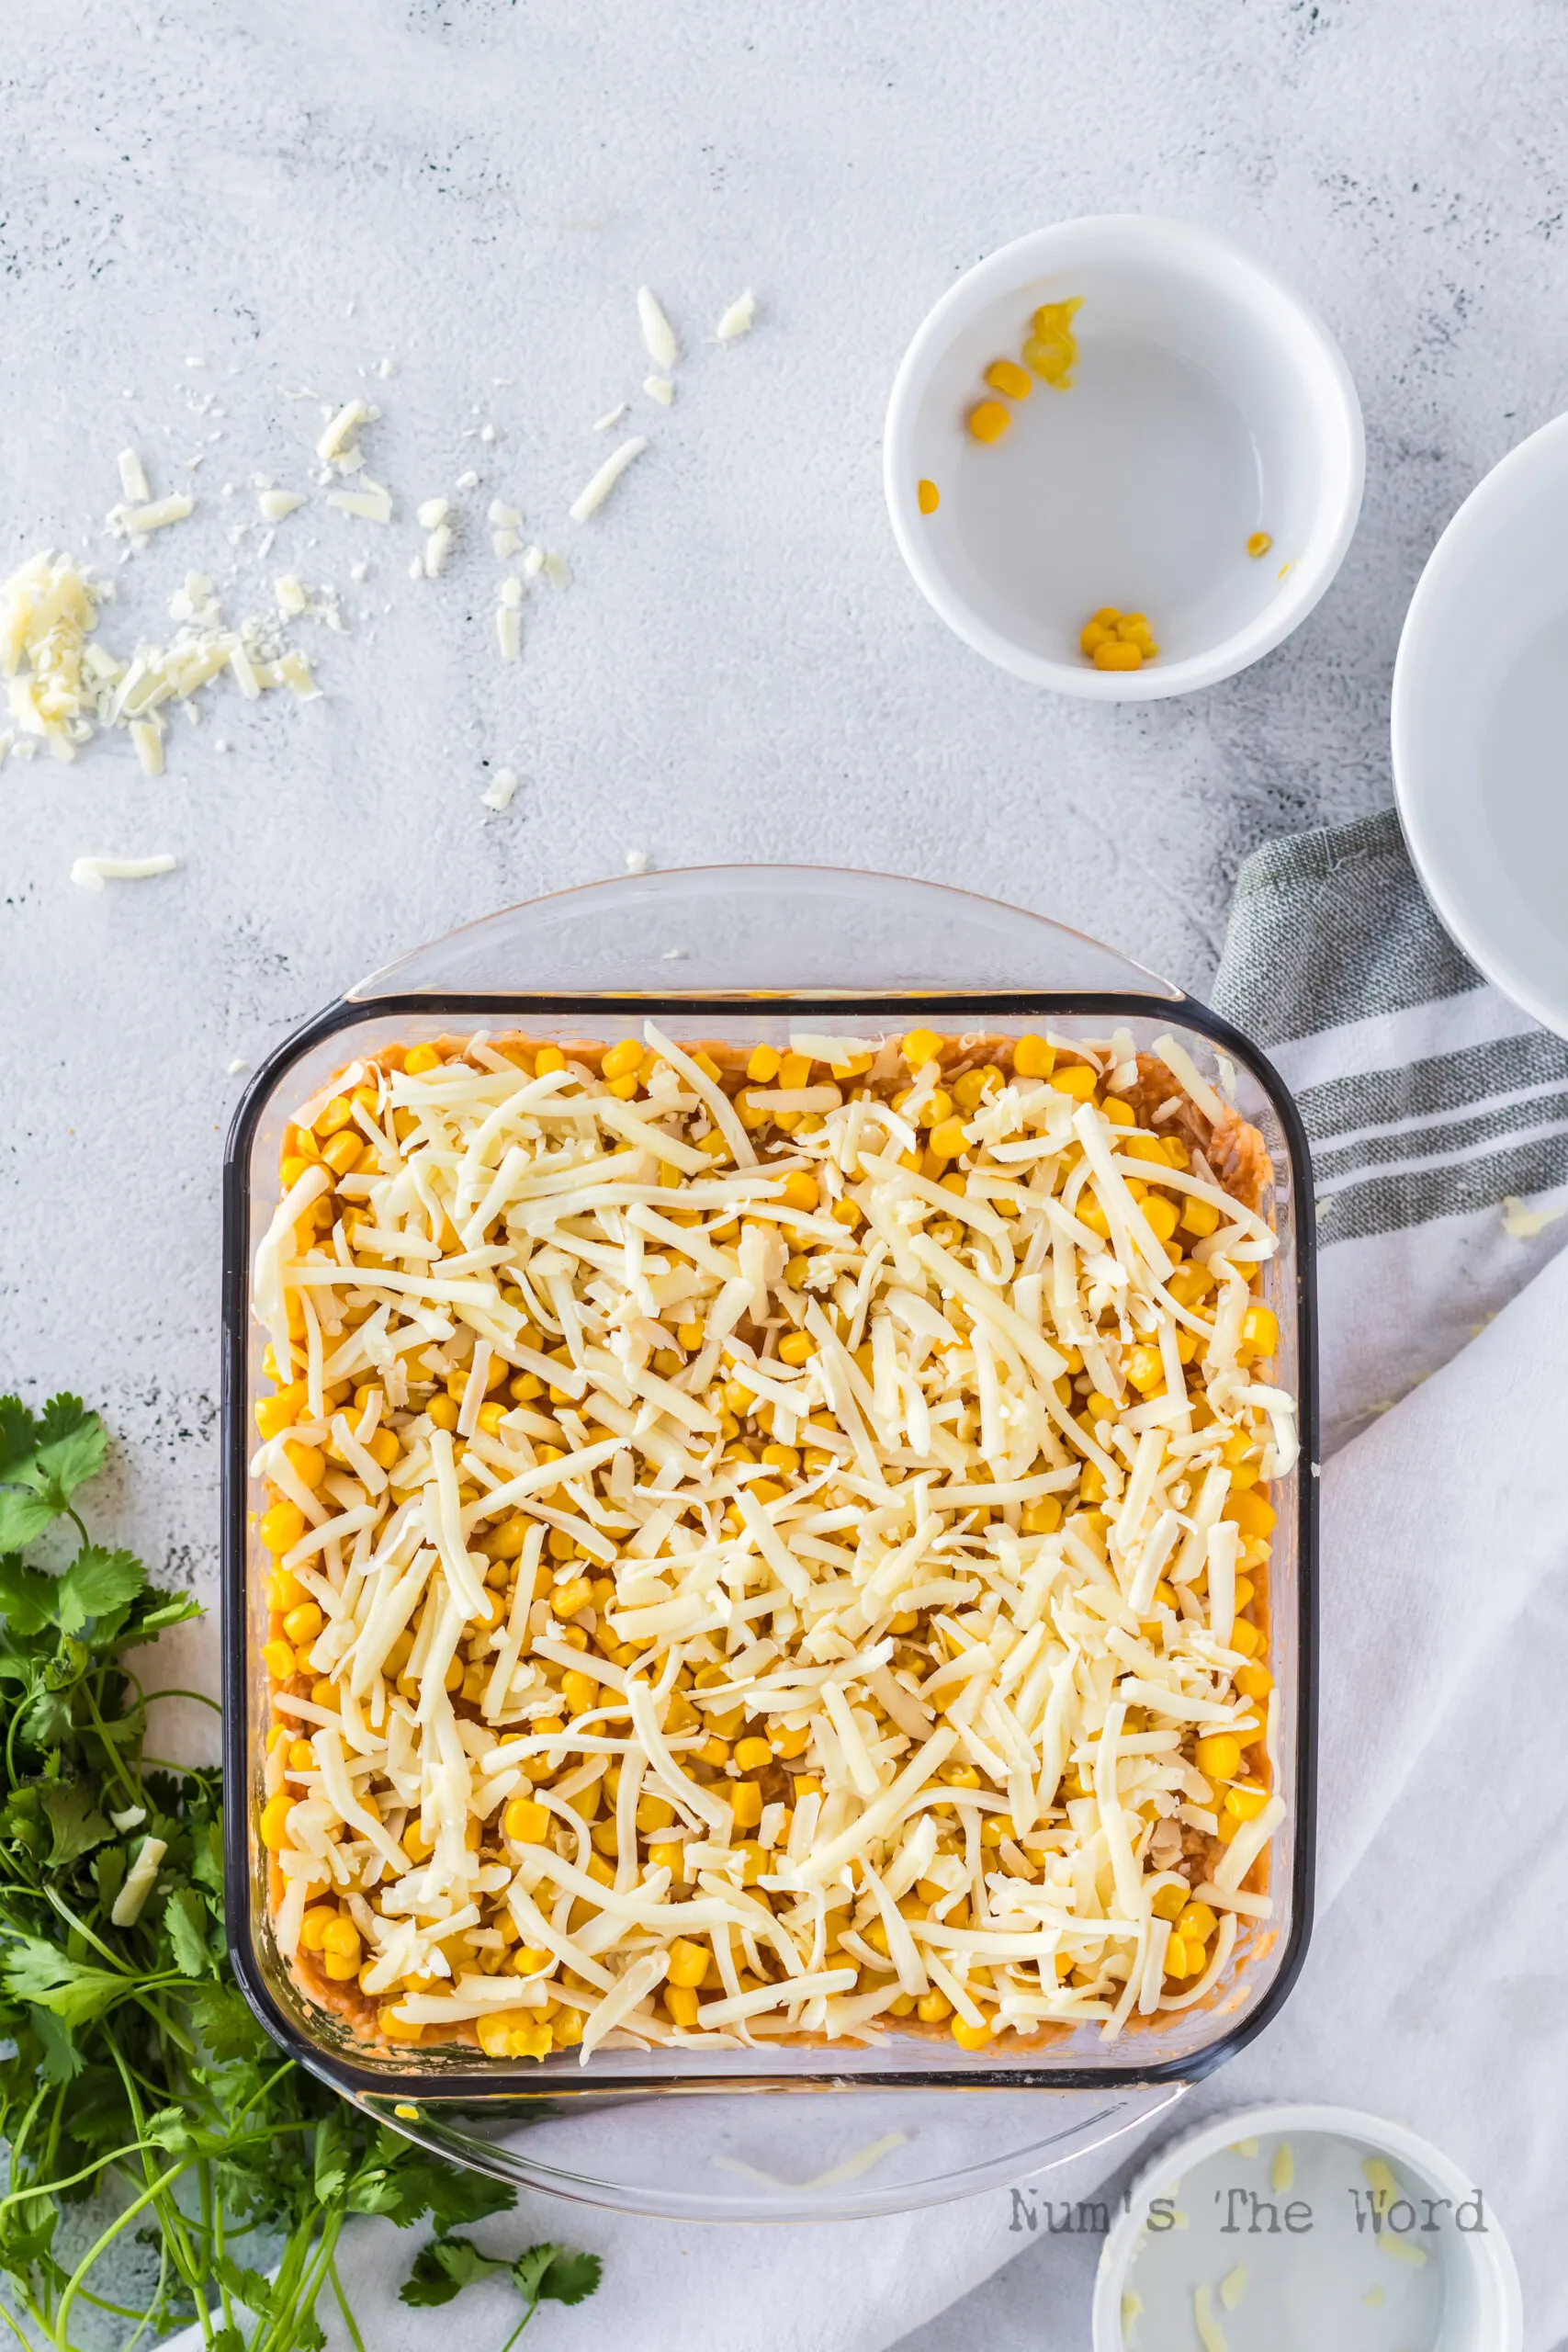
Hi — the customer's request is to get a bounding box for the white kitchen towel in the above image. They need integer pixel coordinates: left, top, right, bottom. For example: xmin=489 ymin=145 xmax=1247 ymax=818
xmin=167 ymin=812 xmax=1568 ymax=2352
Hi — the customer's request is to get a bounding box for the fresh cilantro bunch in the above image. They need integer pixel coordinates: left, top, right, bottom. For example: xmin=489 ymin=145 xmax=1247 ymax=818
xmin=0 ymin=1396 xmax=600 ymax=2350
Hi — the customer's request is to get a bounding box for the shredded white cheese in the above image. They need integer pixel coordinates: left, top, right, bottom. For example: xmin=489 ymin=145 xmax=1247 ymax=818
xmin=716 ymin=288 xmax=757 ymax=340
xmin=636 ymin=286 xmax=679 ymax=368
xmin=71 ymin=854 xmax=177 ymax=891
xmin=569 ymin=437 xmax=649 ymax=524
xmin=253 ymin=1025 xmax=1290 ymax=2068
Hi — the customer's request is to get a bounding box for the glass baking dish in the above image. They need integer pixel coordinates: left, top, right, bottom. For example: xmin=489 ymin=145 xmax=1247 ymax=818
xmin=221 ymin=866 xmax=1317 ymax=2222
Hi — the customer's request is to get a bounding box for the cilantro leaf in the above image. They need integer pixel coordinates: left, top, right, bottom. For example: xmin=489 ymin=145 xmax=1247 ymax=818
xmin=58 ymin=1545 xmax=145 ymax=1634
xmin=530 ymin=2246 xmax=603 ymax=2308
xmin=400 ymin=2235 xmax=502 ymax=2308
xmin=0 ymin=1937 xmax=128 ymax=2027
xmin=0 ymin=1489 xmax=63 ymax=1553
xmin=188 ymin=1981 xmax=267 ymax=2062
xmin=33 ymin=1397 xmax=107 ymax=1507
xmin=164 ymin=1885 xmax=215 ymax=1978
xmin=32 ymin=2010 xmax=83 ymax=2086
xmin=213 ymin=2256 xmax=276 ymax=2319
xmin=511 ymin=2241 xmax=603 ymax=2311
xmin=0 ymin=1396 xmax=40 ymax=1481
xmin=0 ymin=1554 xmax=58 ymax=1635
xmin=41 ymin=1780 xmax=112 ymax=1865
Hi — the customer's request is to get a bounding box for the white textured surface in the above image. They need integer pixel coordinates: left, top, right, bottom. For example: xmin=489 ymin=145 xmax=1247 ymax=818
xmin=3 ymin=0 xmax=1566 ymax=2340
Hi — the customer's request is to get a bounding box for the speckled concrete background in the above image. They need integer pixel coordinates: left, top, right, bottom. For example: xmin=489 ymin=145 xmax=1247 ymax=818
xmin=4 ymin=0 xmax=1566 ymax=2336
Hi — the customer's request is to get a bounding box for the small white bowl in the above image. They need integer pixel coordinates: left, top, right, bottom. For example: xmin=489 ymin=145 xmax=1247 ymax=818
xmin=884 ymin=216 xmax=1364 ymax=698
xmin=1393 ymin=411 xmax=1568 ymax=1039
xmin=1091 ymin=2102 xmax=1522 ymax=2351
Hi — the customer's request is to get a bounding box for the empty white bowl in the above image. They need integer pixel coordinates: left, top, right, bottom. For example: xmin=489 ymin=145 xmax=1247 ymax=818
xmin=884 ymin=215 xmax=1364 ymax=698
xmin=1393 ymin=411 xmax=1568 ymax=1039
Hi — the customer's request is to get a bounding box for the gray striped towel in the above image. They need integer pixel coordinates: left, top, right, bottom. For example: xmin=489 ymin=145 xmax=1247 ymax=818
xmin=1211 ymin=807 xmax=1568 ymax=1455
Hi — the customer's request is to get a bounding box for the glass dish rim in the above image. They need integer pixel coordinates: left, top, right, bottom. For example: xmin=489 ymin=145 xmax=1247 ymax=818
xmin=220 ymin=984 xmax=1319 ymax=2102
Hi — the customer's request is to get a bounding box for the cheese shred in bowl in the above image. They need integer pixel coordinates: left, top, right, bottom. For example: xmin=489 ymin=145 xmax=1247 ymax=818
xmin=250 ymin=1024 xmax=1294 ymax=2066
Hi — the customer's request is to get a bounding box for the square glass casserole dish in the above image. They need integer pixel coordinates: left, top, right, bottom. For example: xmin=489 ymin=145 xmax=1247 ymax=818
xmin=221 ymin=866 xmax=1317 ymax=2221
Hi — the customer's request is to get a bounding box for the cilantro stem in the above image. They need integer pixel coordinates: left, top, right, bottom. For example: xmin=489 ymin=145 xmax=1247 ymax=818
xmin=329 ymin=2252 xmax=368 ymax=2352
xmin=51 ymin=2153 xmax=194 ymax=2348
xmin=0 ymin=2137 xmax=152 ymax=2217
xmin=39 ymin=1878 xmax=136 ymax=1969
xmin=142 ymin=1685 xmax=224 ymax=1713
xmin=499 ymin=2300 xmax=542 ymax=2352
xmin=0 ymin=2292 xmax=39 ymax=2350
xmin=77 ymin=1675 xmax=147 ymax=1811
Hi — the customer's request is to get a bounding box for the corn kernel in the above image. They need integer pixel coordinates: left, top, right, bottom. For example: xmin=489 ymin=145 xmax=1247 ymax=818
xmin=746 ymin=1044 xmax=783 ymax=1082
xmin=1224 ymin=1781 xmax=1269 ymax=1822
xmin=281 ymin=1600 xmax=323 ymax=1646
xmin=902 ymin=1027 xmax=943 ymax=1070
xmin=917 ymin=478 xmax=940 ymax=514
xmin=967 ymin=399 xmax=1010 ymax=443
xmin=984 ymin=357 xmax=1032 ymax=401
xmin=1124 ymin=1345 xmax=1164 ymax=1396
xmin=1140 ymin=1194 xmax=1179 ymax=1243
xmin=254 ymin=1387 xmax=303 ymax=1442
xmin=1240 ymin=1304 xmax=1280 ymax=1357
xmin=729 ymin=1780 xmax=763 ymax=1829
xmin=1179 ymin=1194 xmax=1221 ymax=1238
xmin=1194 ymin=1733 xmax=1243 ymax=1782
xmin=1050 ymin=1062 xmax=1098 ymax=1101
xmin=1224 ymin=1487 xmax=1276 ymax=1541
xmin=379 ymin=2005 xmax=424 ymax=2042
xmin=779 ymin=1170 xmax=819 ymax=1212
xmin=1164 ymin=1932 xmax=1193 ymax=1978
xmin=1011 ymin=1033 xmax=1054 ymax=1079
xmin=667 ymin=1937 xmax=711 ymax=1988
xmin=534 ymin=1045 xmax=567 ymax=1074
xmin=1177 ymin=1900 xmax=1217 ymax=1945
xmin=262 ymin=1639 xmax=297 ymax=1682
xmin=1150 ymin=1881 xmax=1188 ymax=1921
xmin=504 ymin=1798 xmax=551 ymax=1843
xmin=1247 ymin=531 xmax=1273 ymax=559
xmin=649 ymin=1839 xmax=685 ymax=1883
xmin=1021 ymin=1497 xmax=1062 ymax=1536
xmin=561 ymin=1669 xmax=598 ymax=1716
xmin=916 ymin=1988 xmax=953 ymax=2024
xmin=666 ymin=1984 xmax=702 ymax=2028
xmin=777 ymin=1330 xmax=816 ymax=1367
xmin=929 ymin=1116 xmax=968 ymax=1162
xmin=259 ymin=1793 xmax=293 ymax=1851
xmin=260 ymin=1499 xmax=307 ymax=1555
xmin=951 ymin=2012 xmax=994 ymax=2050
xmin=601 ymin=1036 xmax=644 ymax=1080
xmin=1094 ymin=638 xmax=1143 ymax=672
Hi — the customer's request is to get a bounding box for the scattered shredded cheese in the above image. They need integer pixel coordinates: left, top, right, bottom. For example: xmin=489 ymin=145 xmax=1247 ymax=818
xmin=481 ymin=766 xmax=518 ymax=813
xmin=716 ymin=288 xmax=757 ymax=340
xmin=636 ymin=286 xmax=679 ymax=368
xmin=569 ymin=436 xmax=649 ymax=524
xmin=71 ymin=854 xmax=177 ymax=891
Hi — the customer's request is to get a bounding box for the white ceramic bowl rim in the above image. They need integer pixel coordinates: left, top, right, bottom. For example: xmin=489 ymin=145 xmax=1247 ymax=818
xmin=1391 ymin=407 xmax=1568 ymax=1039
xmin=884 ymin=214 xmax=1365 ymax=700
xmin=1089 ymin=2099 xmax=1524 ymax=2352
